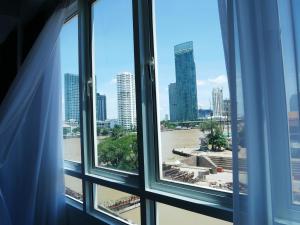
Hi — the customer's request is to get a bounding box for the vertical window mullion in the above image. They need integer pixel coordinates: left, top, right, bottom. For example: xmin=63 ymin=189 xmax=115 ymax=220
xmin=133 ymin=0 xmax=157 ymax=224
xmin=78 ymin=0 xmax=93 ymax=213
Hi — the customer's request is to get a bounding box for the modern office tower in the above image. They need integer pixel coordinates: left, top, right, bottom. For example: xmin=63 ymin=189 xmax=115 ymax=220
xmin=94 ymin=78 xmax=106 ymax=121
xmin=212 ymin=87 xmax=223 ymax=117
xmin=198 ymin=109 xmax=213 ymax=119
xmin=117 ymin=72 xmax=136 ymax=129
xmin=168 ymin=83 xmax=178 ymax=121
xmin=223 ymin=99 xmax=231 ymax=118
xmin=173 ymin=41 xmax=198 ymax=121
xmin=96 ymin=93 xmax=107 ymax=121
xmin=64 ymin=73 xmax=80 ymax=122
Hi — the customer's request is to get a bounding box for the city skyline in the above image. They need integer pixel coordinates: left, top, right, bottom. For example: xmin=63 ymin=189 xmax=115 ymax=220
xmin=60 ymin=0 xmax=229 ymax=120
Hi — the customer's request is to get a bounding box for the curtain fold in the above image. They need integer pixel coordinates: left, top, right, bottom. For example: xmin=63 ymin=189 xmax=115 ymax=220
xmin=219 ymin=0 xmax=300 ymax=224
xmin=0 ymin=6 xmax=66 ymax=225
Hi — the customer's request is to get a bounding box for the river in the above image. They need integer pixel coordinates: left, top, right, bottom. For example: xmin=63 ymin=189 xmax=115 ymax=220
xmin=64 ymin=129 xmax=232 ymax=225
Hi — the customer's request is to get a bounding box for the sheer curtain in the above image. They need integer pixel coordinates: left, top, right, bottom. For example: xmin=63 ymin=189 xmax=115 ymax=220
xmin=219 ymin=0 xmax=300 ymax=224
xmin=0 ymin=6 xmax=66 ymax=225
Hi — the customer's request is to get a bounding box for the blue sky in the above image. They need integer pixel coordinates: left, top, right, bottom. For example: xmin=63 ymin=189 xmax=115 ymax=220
xmin=60 ymin=0 xmax=229 ymax=120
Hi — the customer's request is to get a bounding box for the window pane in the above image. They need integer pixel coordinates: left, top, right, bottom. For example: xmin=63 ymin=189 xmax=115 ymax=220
xmin=64 ymin=175 xmax=83 ymax=202
xmin=92 ymin=0 xmax=138 ymax=173
xmin=60 ymin=16 xmax=81 ymax=163
xmin=156 ymin=203 xmax=232 ymax=225
xmin=154 ymin=0 xmax=233 ymax=190
xmin=95 ymin=185 xmax=141 ymax=225
xmin=279 ymin=0 xmax=300 ymax=205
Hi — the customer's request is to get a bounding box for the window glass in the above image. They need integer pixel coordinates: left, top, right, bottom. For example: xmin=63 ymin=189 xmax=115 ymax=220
xmin=154 ymin=0 xmax=232 ymax=190
xmin=60 ymin=16 xmax=81 ymax=163
xmin=279 ymin=0 xmax=300 ymax=205
xmin=64 ymin=175 xmax=83 ymax=202
xmin=156 ymin=203 xmax=232 ymax=225
xmin=95 ymin=185 xmax=141 ymax=225
xmin=91 ymin=0 xmax=138 ymax=173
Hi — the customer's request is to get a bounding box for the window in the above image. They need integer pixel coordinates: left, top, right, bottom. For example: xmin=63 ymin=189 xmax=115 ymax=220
xmin=61 ymin=0 xmax=232 ymax=225
xmin=95 ymin=185 xmax=141 ymax=225
xmin=153 ymin=0 xmax=233 ymax=191
xmin=60 ymin=15 xmax=81 ymax=163
xmin=156 ymin=203 xmax=232 ymax=225
xmin=91 ymin=0 xmax=138 ymax=173
xmin=64 ymin=175 xmax=83 ymax=202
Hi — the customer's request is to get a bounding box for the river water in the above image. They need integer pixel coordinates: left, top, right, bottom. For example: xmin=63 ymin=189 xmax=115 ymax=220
xmin=64 ymin=129 xmax=232 ymax=225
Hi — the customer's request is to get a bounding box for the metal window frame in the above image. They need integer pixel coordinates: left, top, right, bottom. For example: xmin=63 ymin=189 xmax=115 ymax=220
xmin=63 ymin=0 xmax=234 ymax=224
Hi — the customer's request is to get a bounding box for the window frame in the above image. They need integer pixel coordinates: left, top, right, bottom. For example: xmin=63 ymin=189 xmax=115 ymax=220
xmin=62 ymin=0 xmax=234 ymax=224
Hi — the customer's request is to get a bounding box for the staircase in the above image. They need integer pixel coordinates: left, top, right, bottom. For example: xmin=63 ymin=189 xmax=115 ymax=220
xmin=208 ymin=156 xmax=247 ymax=171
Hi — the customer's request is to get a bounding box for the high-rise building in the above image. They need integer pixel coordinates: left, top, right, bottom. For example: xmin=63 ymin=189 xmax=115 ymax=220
xmin=169 ymin=41 xmax=198 ymax=121
xmin=223 ymin=99 xmax=231 ymax=118
xmin=117 ymin=72 xmax=136 ymax=129
xmin=212 ymin=87 xmax=223 ymax=117
xmin=96 ymin=93 xmax=107 ymax=121
xmin=64 ymin=73 xmax=80 ymax=122
xmin=168 ymin=83 xmax=177 ymax=121
xmin=198 ymin=109 xmax=213 ymax=119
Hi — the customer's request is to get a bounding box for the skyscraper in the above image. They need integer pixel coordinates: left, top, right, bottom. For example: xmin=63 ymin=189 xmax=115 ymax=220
xmin=64 ymin=73 xmax=80 ymax=122
xmin=117 ymin=72 xmax=136 ymax=129
xmin=168 ymin=83 xmax=177 ymax=121
xmin=96 ymin=93 xmax=107 ymax=121
xmin=212 ymin=87 xmax=223 ymax=117
xmin=169 ymin=41 xmax=198 ymax=121
xmin=223 ymin=99 xmax=231 ymax=118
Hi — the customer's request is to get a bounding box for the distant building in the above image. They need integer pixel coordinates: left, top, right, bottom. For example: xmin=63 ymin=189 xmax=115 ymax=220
xmin=223 ymin=99 xmax=231 ymax=118
xmin=164 ymin=114 xmax=169 ymax=121
xmin=168 ymin=41 xmax=198 ymax=122
xmin=212 ymin=87 xmax=223 ymax=117
xmin=198 ymin=109 xmax=213 ymax=119
xmin=64 ymin=73 xmax=80 ymax=122
xmin=117 ymin=72 xmax=136 ymax=129
xmin=168 ymin=83 xmax=177 ymax=121
xmin=96 ymin=119 xmax=119 ymax=130
xmin=96 ymin=93 xmax=107 ymax=121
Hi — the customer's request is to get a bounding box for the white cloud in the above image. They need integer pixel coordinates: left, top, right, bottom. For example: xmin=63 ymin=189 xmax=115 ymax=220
xmin=208 ymin=75 xmax=228 ymax=86
xmin=197 ymin=79 xmax=206 ymax=86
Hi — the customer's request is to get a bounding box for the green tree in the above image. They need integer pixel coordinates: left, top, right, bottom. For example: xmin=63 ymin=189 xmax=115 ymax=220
xmin=101 ymin=128 xmax=109 ymax=136
xmin=98 ymin=133 xmax=138 ymax=172
xmin=199 ymin=120 xmax=219 ymax=132
xmin=111 ymin=125 xmax=125 ymax=139
xmin=206 ymin=128 xmax=228 ymax=151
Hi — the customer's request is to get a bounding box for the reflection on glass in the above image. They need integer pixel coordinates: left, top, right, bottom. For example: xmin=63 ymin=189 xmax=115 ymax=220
xmin=91 ymin=0 xmax=138 ymax=173
xmin=60 ymin=16 xmax=81 ymax=163
xmin=155 ymin=0 xmax=232 ymax=190
xmin=64 ymin=175 xmax=83 ymax=202
xmin=156 ymin=203 xmax=232 ymax=225
xmin=95 ymin=185 xmax=141 ymax=225
xmin=279 ymin=0 xmax=300 ymax=205
xmin=233 ymin=5 xmax=247 ymax=194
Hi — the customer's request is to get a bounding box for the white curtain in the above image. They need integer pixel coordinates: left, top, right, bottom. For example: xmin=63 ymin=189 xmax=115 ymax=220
xmin=0 ymin=6 xmax=66 ymax=225
xmin=219 ymin=0 xmax=300 ymax=224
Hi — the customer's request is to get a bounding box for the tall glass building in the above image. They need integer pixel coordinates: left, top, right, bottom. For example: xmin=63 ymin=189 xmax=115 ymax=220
xmin=171 ymin=41 xmax=198 ymax=121
xmin=96 ymin=93 xmax=107 ymax=122
xmin=168 ymin=83 xmax=178 ymax=121
xmin=64 ymin=73 xmax=80 ymax=122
